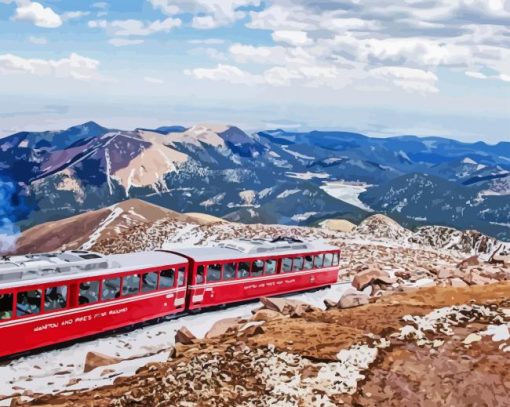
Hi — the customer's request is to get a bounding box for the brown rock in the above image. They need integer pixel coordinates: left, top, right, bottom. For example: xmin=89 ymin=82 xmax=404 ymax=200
xmin=338 ymin=292 xmax=369 ymax=309
xmin=252 ymin=309 xmax=284 ymax=322
xmin=352 ymin=268 xmax=395 ymax=291
xmin=450 ymin=277 xmax=468 ymax=288
xmin=259 ymin=297 xmax=315 ymax=315
xmin=83 ymin=351 xmax=123 ymax=373
xmin=395 ymin=271 xmax=411 ymax=280
xmin=205 ymin=317 xmax=241 ymax=339
xmin=457 ymin=255 xmax=479 ymax=269
xmin=175 ymin=326 xmax=197 ymax=345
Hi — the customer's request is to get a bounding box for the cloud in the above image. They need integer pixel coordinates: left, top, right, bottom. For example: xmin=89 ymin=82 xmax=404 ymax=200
xmin=108 ymin=38 xmax=144 ymax=47
xmin=88 ymin=17 xmax=181 ymax=36
xmin=185 ymin=64 xmax=262 ymax=85
xmin=272 ymin=30 xmax=312 ymax=46
xmin=28 ymin=35 xmax=47 ymax=45
xmin=13 ymin=1 xmax=62 ymax=28
xmin=188 ymin=38 xmax=225 ymax=45
xmin=62 ymin=11 xmax=90 ymax=21
xmin=0 ymin=52 xmax=101 ymax=80
xmin=149 ymin=0 xmax=261 ymax=28
xmin=144 ymin=76 xmax=165 ymax=84
xmin=465 ymin=71 xmax=488 ymax=79
xmin=370 ymin=66 xmax=439 ymax=93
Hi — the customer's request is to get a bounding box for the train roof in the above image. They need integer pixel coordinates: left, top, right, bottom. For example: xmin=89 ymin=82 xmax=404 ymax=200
xmin=0 ymin=250 xmax=186 ymax=289
xmin=167 ymin=238 xmax=338 ymax=262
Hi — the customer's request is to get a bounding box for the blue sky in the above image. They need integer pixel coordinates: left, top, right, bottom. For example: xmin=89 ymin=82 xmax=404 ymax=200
xmin=0 ymin=0 xmax=509 ymax=142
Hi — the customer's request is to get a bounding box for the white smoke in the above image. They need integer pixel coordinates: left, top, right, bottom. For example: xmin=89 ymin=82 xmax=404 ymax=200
xmin=0 ymin=177 xmax=20 ymax=255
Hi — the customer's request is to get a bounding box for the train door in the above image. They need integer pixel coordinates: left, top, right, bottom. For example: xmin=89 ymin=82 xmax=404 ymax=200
xmin=190 ymin=264 xmax=206 ymax=307
xmin=174 ymin=266 xmax=187 ymax=309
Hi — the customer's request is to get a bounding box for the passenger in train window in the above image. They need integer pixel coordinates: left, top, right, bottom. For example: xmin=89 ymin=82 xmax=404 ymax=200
xmin=16 ymin=290 xmax=41 ymax=316
xmin=314 ymin=254 xmax=324 ymax=268
xmin=160 ymin=269 xmax=175 ymax=288
xmin=265 ymin=260 xmax=277 ymax=275
xmin=252 ymin=260 xmax=264 ymax=277
xmin=303 ymin=255 xmax=314 ymax=270
xmin=207 ymin=264 xmax=222 ymax=282
xmin=293 ymin=257 xmax=304 ymax=271
xmin=102 ymin=278 xmax=121 ymax=300
xmin=196 ymin=266 xmax=205 ymax=284
xmin=177 ymin=268 xmax=186 ymax=287
xmin=238 ymin=262 xmax=250 ymax=278
xmin=223 ymin=263 xmax=236 ymax=280
xmin=323 ymin=253 xmax=334 ymax=267
xmin=142 ymin=272 xmax=158 ymax=292
xmin=44 ymin=286 xmax=67 ymax=311
xmin=282 ymin=258 xmax=293 ymax=272
xmin=79 ymin=281 xmax=100 ymax=304
xmin=0 ymin=294 xmax=13 ymax=320
xmin=122 ymin=274 xmax=141 ymax=296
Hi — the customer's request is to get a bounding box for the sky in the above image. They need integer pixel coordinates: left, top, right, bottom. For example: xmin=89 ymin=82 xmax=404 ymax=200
xmin=0 ymin=0 xmax=509 ymax=143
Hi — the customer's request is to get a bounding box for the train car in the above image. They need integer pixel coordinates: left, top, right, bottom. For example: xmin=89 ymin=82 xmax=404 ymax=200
xmin=166 ymin=238 xmax=341 ymax=310
xmin=0 ymin=250 xmax=188 ymax=358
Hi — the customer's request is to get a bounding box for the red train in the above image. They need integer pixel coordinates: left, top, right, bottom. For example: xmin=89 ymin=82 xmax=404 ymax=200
xmin=0 ymin=238 xmax=340 ymax=358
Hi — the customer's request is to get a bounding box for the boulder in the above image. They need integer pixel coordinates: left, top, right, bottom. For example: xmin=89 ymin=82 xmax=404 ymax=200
xmin=450 ymin=277 xmax=468 ymax=288
xmin=83 ymin=351 xmax=123 ymax=373
xmin=352 ymin=268 xmax=395 ymax=290
xmin=338 ymin=292 xmax=369 ymax=309
xmin=323 ymin=299 xmax=338 ymax=309
xmin=175 ymin=326 xmax=196 ymax=345
xmin=252 ymin=309 xmax=284 ymax=322
xmin=457 ymin=255 xmax=480 ymax=269
xmin=259 ymin=297 xmax=315 ymax=315
xmin=205 ymin=317 xmax=241 ymax=339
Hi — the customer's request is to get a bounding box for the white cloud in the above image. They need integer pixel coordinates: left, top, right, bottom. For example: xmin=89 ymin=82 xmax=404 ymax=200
xmin=28 ymin=35 xmax=47 ymax=45
xmin=62 ymin=11 xmax=90 ymax=21
xmin=149 ymin=0 xmax=261 ymax=28
xmin=108 ymin=38 xmax=144 ymax=47
xmin=144 ymin=76 xmax=165 ymax=84
xmin=272 ymin=30 xmax=312 ymax=46
xmin=13 ymin=1 xmax=62 ymax=28
xmin=188 ymin=38 xmax=225 ymax=45
xmin=185 ymin=64 xmax=262 ymax=85
xmin=0 ymin=52 xmax=101 ymax=80
xmin=88 ymin=17 xmax=181 ymax=36
xmin=465 ymin=71 xmax=488 ymax=79
xmin=370 ymin=66 xmax=439 ymax=93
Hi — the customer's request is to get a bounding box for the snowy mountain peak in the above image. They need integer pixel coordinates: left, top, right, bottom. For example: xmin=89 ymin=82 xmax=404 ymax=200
xmin=462 ymin=157 xmax=477 ymax=165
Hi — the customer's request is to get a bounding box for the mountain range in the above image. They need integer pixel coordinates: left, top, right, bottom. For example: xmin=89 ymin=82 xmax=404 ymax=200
xmin=1 ymin=121 xmax=509 ymax=241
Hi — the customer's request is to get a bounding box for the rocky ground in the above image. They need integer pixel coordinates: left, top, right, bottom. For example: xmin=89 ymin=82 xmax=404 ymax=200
xmin=5 ymin=207 xmax=510 ymax=406
xmin=18 ymin=283 xmax=510 ymax=407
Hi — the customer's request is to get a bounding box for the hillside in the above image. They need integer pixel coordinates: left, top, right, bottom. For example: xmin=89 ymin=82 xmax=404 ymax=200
xmin=1 ymin=122 xmax=509 ymax=240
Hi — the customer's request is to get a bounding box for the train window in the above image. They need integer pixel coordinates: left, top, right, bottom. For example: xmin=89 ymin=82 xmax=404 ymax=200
xmin=177 ymin=267 xmax=186 ymax=287
xmin=323 ymin=253 xmax=333 ymax=267
xmin=79 ymin=281 xmax=100 ymax=305
xmin=314 ymin=254 xmax=324 ymax=268
xmin=238 ymin=262 xmax=250 ymax=278
xmin=207 ymin=264 xmax=222 ymax=282
xmin=16 ymin=289 xmax=41 ymax=316
xmin=196 ymin=266 xmax=205 ymax=284
xmin=0 ymin=294 xmax=13 ymax=320
xmin=332 ymin=252 xmax=339 ymax=266
xmin=141 ymin=272 xmax=158 ymax=292
xmin=122 ymin=274 xmax=140 ymax=296
xmin=102 ymin=278 xmax=121 ymax=300
xmin=252 ymin=260 xmax=264 ymax=277
xmin=282 ymin=258 xmax=293 ymax=272
xmin=293 ymin=257 xmax=304 ymax=271
xmin=160 ymin=269 xmax=175 ymax=288
xmin=44 ymin=286 xmax=67 ymax=312
xmin=265 ymin=260 xmax=277 ymax=275
xmin=303 ymin=255 xmax=314 ymax=270
xmin=223 ymin=263 xmax=236 ymax=280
